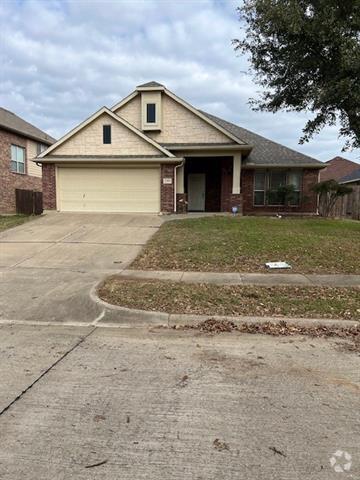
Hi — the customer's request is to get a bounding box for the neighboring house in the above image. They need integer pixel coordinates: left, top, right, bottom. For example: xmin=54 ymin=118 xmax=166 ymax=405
xmin=0 ymin=108 xmax=56 ymax=213
xmin=339 ymin=167 xmax=360 ymax=186
xmin=319 ymin=168 xmax=360 ymax=220
xmin=320 ymin=156 xmax=359 ymax=182
xmin=38 ymin=81 xmax=324 ymax=215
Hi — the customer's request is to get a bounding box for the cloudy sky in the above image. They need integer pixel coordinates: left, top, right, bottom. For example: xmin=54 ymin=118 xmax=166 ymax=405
xmin=1 ymin=0 xmax=359 ymax=163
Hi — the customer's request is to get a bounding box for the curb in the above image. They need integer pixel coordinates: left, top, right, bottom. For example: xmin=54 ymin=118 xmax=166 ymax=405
xmin=90 ymin=283 xmax=359 ymax=329
xmin=117 ymin=269 xmax=360 ymax=288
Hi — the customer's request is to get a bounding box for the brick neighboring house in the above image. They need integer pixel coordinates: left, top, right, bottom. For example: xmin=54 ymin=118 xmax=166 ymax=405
xmin=320 ymin=156 xmax=360 ymax=182
xmin=37 ymin=81 xmax=324 ymax=215
xmin=0 ymin=108 xmax=56 ymax=213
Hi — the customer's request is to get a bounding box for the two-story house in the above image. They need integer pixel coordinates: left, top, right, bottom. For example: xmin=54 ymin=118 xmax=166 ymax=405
xmin=0 ymin=107 xmax=55 ymax=213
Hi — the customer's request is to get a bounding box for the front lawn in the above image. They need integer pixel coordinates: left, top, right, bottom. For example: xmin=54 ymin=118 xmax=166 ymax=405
xmin=99 ymin=278 xmax=360 ymax=320
xmin=132 ymin=216 xmax=360 ymax=274
xmin=0 ymin=215 xmax=31 ymax=232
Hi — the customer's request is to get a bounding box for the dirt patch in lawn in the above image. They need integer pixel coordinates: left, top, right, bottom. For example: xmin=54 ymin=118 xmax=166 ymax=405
xmin=131 ymin=216 xmax=360 ymax=274
xmin=98 ymin=277 xmax=360 ymax=321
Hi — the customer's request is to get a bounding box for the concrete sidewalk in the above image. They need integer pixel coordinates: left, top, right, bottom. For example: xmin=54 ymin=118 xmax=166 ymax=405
xmin=119 ymin=269 xmax=360 ymax=287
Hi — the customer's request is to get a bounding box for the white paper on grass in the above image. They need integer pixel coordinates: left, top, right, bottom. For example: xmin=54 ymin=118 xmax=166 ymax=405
xmin=265 ymin=262 xmax=292 ymax=269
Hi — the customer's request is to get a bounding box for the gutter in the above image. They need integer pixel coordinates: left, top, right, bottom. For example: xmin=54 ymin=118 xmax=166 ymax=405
xmin=242 ymin=163 xmax=325 ymax=169
xmin=34 ymin=157 xmax=183 ymax=165
xmin=164 ymin=144 xmax=252 ymax=152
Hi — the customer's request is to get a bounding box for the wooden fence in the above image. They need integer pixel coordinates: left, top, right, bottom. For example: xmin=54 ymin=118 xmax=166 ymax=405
xmin=15 ymin=189 xmax=43 ymax=215
xmin=318 ymin=185 xmax=360 ymax=220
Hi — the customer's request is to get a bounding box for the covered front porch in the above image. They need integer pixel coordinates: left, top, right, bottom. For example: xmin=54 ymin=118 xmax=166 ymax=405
xmin=175 ymin=154 xmax=242 ymax=213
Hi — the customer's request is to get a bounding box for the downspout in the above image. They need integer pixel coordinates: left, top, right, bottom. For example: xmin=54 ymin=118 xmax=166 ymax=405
xmin=174 ymin=159 xmax=184 ymax=213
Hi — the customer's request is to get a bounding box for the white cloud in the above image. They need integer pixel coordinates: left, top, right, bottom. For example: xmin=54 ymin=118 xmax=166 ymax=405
xmin=0 ymin=0 xmax=358 ymax=163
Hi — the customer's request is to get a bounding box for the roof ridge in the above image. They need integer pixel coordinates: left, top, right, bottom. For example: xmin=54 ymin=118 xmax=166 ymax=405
xmin=136 ymin=81 xmax=164 ymax=88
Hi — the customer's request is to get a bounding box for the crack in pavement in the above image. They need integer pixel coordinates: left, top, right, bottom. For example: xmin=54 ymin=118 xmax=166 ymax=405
xmin=0 ymin=326 xmax=97 ymax=418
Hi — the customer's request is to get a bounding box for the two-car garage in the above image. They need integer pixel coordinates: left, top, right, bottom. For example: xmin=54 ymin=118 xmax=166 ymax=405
xmin=57 ymin=167 xmax=161 ymax=213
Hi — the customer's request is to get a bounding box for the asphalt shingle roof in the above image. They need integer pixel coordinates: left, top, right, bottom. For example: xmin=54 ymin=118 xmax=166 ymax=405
xmin=339 ymin=167 xmax=360 ymax=184
xmin=320 ymin=156 xmax=360 ymax=181
xmin=0 ymin=107 xmax=56 ymax=144
xmin=200 ymin=110 xmax=324 ymax=168
xmin=136 ymin=81 xmax=164 ymax=88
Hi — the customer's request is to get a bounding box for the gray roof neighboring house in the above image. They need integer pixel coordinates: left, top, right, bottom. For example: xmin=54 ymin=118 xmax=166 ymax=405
xmin=339 ymin=167 xmax=360 ymax=184
xmin=200 ymin=110 xmax=324 ymax=168
xmin=0 ymin=107 xmax=56 ymax=145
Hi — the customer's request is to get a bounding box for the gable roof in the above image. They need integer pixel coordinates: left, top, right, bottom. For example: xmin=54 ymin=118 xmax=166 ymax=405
xmin=320 ymin=156 xmax=360 ymax=181
xmin=38 ymin=106 xmax=174 ymax=159
xmin=200 ymin=111 xmax=324 ymax=168
xmin=111 ymin=85 xmax=248 ymax=146
xmin=137 ymin=81 xmax=165 ymax=88
xmin=0 ymin=107 xmax=56 ymax=145
xmin=339 ymin=167 xmax=360 ymax=184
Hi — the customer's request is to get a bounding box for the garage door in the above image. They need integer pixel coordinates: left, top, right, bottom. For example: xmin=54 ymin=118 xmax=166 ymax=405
xmin=58 ymin=167 xmax=160 ymax=212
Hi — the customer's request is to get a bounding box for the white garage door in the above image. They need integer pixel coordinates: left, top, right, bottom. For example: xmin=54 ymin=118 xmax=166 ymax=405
xmin=58 ymin=167 xmax=160 ymax=213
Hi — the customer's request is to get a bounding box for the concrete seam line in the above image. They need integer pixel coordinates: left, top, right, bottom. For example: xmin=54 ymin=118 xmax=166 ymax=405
xmin=303 ymin=274 xmax=315 ymax=285
xmin=92 ymin=309 xmax=106 ymax=325
xmin=8 ymin=242 xmax=56 ymax=270
xmin=0 ymin=326 xmax=97 ymax=418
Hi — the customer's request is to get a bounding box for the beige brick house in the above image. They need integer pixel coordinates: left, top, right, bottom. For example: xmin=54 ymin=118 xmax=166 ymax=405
xmin=38 ymin=81 xmax=324 ymax=214
xmin=0 ymin=108 xmax=55 ymax=213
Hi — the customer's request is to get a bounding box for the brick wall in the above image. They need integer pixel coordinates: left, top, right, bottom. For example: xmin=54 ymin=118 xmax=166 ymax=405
xmin=42 ymin=163 xmax=57 ymax=210
xmin=160 ymin=164 xmax=175 ymax=213
xmin=176 ymin=193 xmax=187 ymax=213
xmin=219 ymin=157 xmax=243 ymax=213
xmin=0 ymin=128 xmax=42 ymax=213
xmin=242 ymin=168 xmax=319 ymax=215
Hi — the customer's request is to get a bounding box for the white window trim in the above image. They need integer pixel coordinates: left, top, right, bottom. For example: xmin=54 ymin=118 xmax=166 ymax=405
xmin=253 ymin=170 xmax=266 ymax=206
xmin=11 ymin=144 xmax=26 ymax=175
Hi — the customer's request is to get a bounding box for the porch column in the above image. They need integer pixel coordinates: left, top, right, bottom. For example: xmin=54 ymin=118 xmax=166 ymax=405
xmin=176 ymin=163 xmax=184 ymax=194
xmin=232 ymin=153 xmax=241 ymax=194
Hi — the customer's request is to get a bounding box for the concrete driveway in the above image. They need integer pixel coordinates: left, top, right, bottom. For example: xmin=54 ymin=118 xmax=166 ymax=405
xmin=0 ymin=213 xmax=162 ymax=323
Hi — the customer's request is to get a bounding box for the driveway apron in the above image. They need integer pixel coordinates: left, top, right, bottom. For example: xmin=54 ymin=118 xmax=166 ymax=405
xmin=0 ymin=213 xmax=162 ymax=323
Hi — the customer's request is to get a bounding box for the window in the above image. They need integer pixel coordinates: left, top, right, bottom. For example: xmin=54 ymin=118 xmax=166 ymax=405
xmin=146 ymin=103 xmax=156 ymax=123
xmin=287 ymin=171 xmax=301 ymax=205
xmin=36 ymin=143 xmax=47 ymax=155
xmin=268 ymin=171 xmax=287 ymax=205
xmin=254 ymin=171 xmax=266 ymax=205
xmin=103 ymin=125 xmax=111 ymax=144
xmin=253 ymin=170 xmax=302 ymax=207
xmin=11 ymin=145 xmax=25 ymax=174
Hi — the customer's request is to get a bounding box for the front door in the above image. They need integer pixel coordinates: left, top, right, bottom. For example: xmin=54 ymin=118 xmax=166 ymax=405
xmin=188 ymin=173 xmax=205 ymax=211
